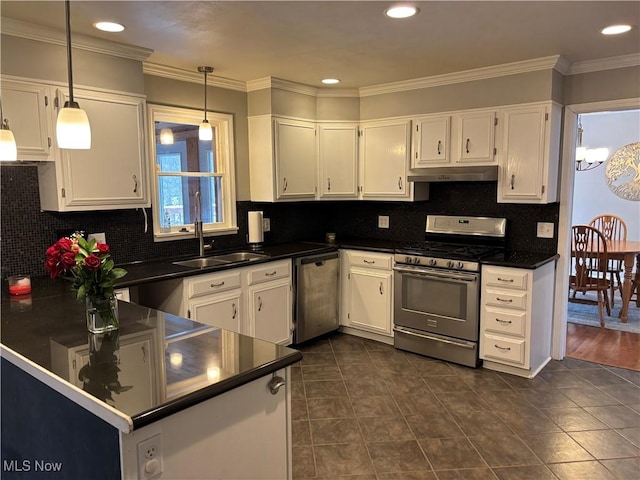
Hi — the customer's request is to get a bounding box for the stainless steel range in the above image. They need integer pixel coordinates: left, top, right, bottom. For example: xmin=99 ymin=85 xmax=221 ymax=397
xmin=393 ymin=215 xmax=506 ymax=367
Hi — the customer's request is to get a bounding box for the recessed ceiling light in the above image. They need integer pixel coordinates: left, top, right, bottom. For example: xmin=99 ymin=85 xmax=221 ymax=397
xmin=384 ymin=5 xmax=419 ymax=19
xmin=601 ymin=24 xmax=632 ymax=35
xmin=94 ymin=21 xmax=125 ymax=33
xmin=322 ymin=78 xmax=340 ymax=85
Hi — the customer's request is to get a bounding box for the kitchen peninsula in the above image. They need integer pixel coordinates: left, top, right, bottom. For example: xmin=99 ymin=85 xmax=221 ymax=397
xmin=1 ymin=277 xmax=301 ymax=480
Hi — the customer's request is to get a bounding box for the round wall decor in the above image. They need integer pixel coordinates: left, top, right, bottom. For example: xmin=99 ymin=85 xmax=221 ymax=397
xmin=605 ymin=142 xmax=640 ymax=201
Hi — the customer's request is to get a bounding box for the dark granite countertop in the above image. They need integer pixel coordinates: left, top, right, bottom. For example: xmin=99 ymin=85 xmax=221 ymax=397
xmin=482 ymin=251 xmax=559 ymax=269
xmin=115 ymin=241 xmax=337 ymax=287
xmin=1 ymin=279 xmax=302 ymax=431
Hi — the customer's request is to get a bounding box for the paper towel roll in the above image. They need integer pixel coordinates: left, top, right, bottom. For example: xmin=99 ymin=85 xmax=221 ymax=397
xmin=248 ymin=211 xmax=264 ymax=243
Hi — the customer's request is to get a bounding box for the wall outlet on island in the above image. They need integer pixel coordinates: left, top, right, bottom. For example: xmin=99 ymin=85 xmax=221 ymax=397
xmin=88 ymin=232 xmax=106 ymax=244
xmin=137 ymin=433 xmax=163 ymax=479
xmin=537 ymin=222 xmax=554 ymax=239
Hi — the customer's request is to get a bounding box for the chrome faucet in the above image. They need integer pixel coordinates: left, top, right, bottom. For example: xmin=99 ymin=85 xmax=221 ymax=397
xmin=194 ymin=191 xmax=213 ymax=256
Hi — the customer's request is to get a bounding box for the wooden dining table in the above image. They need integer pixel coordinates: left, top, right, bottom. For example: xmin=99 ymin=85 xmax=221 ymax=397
xmin=606 ymin=239 xmax=640 ymax=323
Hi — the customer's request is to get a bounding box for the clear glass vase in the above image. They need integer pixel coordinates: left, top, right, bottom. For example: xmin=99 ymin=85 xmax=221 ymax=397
xmin=86 ymin=295 xmax=119 ymax=334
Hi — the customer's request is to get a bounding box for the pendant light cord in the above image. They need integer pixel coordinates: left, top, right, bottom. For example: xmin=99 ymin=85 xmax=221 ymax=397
xmin=65 ymin=0 xmax=75 ymax=104
xmin=203 ymin=70 xmax=208 ymax=121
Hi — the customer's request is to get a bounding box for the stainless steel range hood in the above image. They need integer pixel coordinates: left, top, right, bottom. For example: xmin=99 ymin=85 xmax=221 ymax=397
xmin=408 ymin=166 xmax=498 ymax=182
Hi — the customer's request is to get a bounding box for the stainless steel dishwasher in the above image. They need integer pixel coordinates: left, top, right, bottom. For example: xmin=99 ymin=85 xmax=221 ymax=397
xmin=294 ymin=252 xmax=340 ymax=344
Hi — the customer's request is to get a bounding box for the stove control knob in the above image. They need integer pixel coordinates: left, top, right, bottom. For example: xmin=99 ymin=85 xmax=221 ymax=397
xmin=405 ymin=256 xmax=412 ymax=264
xmin=429 ymin=259 xmax=437 ymax=266
xmin=456 ymin=262 xmax=464 ymax=269
xmin=447 ymin=260 xmax=455 ymax=268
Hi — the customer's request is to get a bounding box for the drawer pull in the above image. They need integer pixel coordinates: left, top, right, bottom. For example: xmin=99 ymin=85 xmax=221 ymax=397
xmin=363 ymin=259 xmax=375 ymax=264
xmin=210 ymin=281 xmax=225 ymax=288
xmin=265 ymin=271 xmax=277 ymax=277
xmin=496 ymin=318 xmax=512 ymax=324
xmin=497 ymin=277 xmax=514 ymax=283
xmin=496 ymin=297 xmax=513 ymax=303
xmin=495 ymin=344 xmax=511 ymax=351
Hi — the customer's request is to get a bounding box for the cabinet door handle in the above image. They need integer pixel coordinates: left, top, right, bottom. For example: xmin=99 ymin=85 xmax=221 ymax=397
xmin=495 ymin=344 xmax=511 ymax=351
xmin=398 ymin=177 xmax=403 ymax=190
xmin=232 ymin=302 xmax=237 ymax=319
xmin=327 ymin=177 xmax=331 ymax=191
xmin=511 ymin=174 xmax=515 ymax=190
xmin=379 ymin=282 xmax=384 ymax=295
xmin=265 ymin=271 xmax=277 ymax=277
xmin=210 ymin=281 xmax=225 ymax=288
xmin=268 ymin=373 xmax=285 ymax=395
xmin=437 ymin=140 xmax=442 ymax=155
xmin=465 ymin=138 xmax=470 ymax=153
xmin=496 ymin=297 xmax=513 ymax=303
xmin=496 ymin=318 xmax=512 ymax=325
xmin=283 ymin=177 xmax=288 ymax=192
xmin=258 ymin=296 xmax=263 ymax=311
xmin=141 ymin=345 xmax=147 ymax=363
xmin=132 ymin=174 xmax=139 ymax=194
xmin=497 ymin=277 xmax=514 ymax=283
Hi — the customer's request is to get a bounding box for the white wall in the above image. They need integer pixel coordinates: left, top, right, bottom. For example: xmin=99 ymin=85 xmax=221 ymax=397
xmin=572 ymin=109 xmax=640 ymax=240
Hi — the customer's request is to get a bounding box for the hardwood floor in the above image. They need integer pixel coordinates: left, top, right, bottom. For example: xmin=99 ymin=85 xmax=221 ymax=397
xmin=566 ymin=322 xmax=640 ymax=371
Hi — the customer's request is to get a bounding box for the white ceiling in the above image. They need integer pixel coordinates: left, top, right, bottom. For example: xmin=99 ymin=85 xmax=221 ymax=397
xmin=2 ymin=1 xmax=639 ymax=89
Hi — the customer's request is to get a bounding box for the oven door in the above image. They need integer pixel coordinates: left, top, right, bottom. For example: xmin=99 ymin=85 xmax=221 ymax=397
xmin=393 ymin=265 xmax=479 ymax=341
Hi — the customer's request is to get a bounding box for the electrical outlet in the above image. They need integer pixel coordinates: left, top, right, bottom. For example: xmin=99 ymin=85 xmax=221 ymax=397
xmin=137 ymin=433 xmax=163 ymax=479
xmin=88 ymin=232 xmax=106 ymax=244
xmin=378 ymin=215 xmax=390 ymax=229
xmin=537 ymin=222 xmax=554 ymax=239
xmin=262 ymin=218 xmax=271 ymax=232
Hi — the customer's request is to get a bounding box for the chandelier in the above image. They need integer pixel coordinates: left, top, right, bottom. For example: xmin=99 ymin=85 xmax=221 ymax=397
xmin=575 ymin=115 xmax=608 ymax=171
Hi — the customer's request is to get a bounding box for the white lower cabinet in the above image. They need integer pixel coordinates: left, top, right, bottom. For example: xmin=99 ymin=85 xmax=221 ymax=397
xmin=340 ymin=250 xmax=393 ymax=337
xmin=480 ymin=262 xmax=555 ymax=378
xmin=136 ymin=260 xmax=293 ymax=345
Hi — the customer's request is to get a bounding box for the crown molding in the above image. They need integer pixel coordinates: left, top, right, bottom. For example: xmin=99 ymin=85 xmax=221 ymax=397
xmin=359 ymin=55 xmax=565 ymax=97
xmin=568 ymin=53 xmax=640 ymax=75
xmin=142 ymin=63 xmax=246 ymax=92
xmin=1 ymin=17 xmax=153 ymax=61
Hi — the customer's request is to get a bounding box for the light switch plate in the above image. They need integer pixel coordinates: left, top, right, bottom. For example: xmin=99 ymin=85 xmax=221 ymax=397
xmin=88 ymin=232 xmax=106 ymax=244
xmin=262 ymin=218 xmax=271 ymax=232
xmin=537 ymin=222 xmax=554 ymax=238
xmin=378 ymin=215 xmax=390 ymax=229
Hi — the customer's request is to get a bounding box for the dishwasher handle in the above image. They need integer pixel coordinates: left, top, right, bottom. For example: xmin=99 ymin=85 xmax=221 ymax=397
xmin=296 ymin=252 xmax=339 ymax=266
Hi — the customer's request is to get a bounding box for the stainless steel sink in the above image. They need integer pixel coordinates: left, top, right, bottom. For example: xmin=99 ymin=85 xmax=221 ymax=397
xmin=173 ymin=251 xmax=269 ymax=268
xmin=173 ymin=257 xmax=231 ymax=268
xmin=212 ymin=251 xmax=269 ymax=262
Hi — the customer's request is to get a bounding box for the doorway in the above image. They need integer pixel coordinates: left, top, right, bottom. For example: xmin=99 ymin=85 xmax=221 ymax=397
xmin=553 ymin=102 xmax=640 ymax=369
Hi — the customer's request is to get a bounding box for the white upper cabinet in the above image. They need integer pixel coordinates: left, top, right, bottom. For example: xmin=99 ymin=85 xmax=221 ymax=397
xmin=412 ymin=115 xmax=451 ymax=167
xmin=498 ymin=102 xmax=561 ymax=204
xmin=359 ymin=119 xmax=416 ymax=200
xmin=2 ymin=78 xmax=54 ymax=162
xmin=456 ymin=109 xmax=497 ymax=163
xmin=248 ymin=116 xmax=317 ymax=202
xmin=37 ymin=87 xmax=148 ymax=211
xmin=318 ymin=123 xmax=359 ymax=199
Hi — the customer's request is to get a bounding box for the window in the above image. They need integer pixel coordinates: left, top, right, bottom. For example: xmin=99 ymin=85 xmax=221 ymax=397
xmin=148 ymin=105 xmax=237 ymax=240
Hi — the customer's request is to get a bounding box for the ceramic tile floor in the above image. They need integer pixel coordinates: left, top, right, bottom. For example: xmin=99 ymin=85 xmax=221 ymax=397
xmin=290 ymin=332 xmax=640 ymax=480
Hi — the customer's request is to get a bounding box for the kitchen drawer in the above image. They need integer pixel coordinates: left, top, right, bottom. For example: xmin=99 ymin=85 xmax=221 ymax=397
xmin=483 ymin=306 xmax=526 ymax=337
xmin=482 ymin=334 xmax=525 ymax=365
xmin=187 ymin=271 xmax=242 ymax=299
xmin=484 ymin=268 xmax=528 ymax=290
xmin=483 ymin=289 xmax=527 ymax=310
xmin=247 ymin=260 xmax=291 ymax=285
xmin=347 ymin=251 xmax=392 ymax=271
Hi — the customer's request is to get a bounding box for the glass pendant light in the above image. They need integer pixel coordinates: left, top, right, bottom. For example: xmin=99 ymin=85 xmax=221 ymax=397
xmin=198 ymin=66 xmax=214 ymax=141
xmin=0 ymin=100 xmax=17 ymax=161
xmin=56 ymin=0 xmax=91 ymax=149
xmin=159 ymin=128 xmax=174 ymax=145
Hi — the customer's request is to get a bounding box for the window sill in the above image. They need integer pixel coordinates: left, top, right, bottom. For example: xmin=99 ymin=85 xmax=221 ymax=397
xmin=153 ymin=226 xmax=239 ymax=242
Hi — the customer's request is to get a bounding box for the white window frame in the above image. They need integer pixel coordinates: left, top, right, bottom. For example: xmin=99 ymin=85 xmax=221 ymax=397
xmin=147 ymin=104 xmax=238 ymax=241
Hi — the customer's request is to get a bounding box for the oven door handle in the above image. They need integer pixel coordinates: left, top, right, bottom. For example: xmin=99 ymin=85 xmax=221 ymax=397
xmin=393 ymin=327 xmax=476 ymax=349
xmin=393 ymin=266 xmax=478 ymax=283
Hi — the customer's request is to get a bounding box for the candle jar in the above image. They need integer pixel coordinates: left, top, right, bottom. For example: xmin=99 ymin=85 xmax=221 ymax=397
xmin=8 ymin=275 xmax=31 ymax=296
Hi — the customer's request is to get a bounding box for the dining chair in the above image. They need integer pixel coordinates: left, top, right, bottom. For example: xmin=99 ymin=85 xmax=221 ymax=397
xmin=569 ymin=225 xmax=611 ymax=327
xmin=589 ymin=214 xmax=627 ymax=307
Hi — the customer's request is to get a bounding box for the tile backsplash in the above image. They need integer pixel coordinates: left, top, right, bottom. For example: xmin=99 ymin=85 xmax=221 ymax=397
xmin=1 ymin=166 xmax=559 ymax=277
